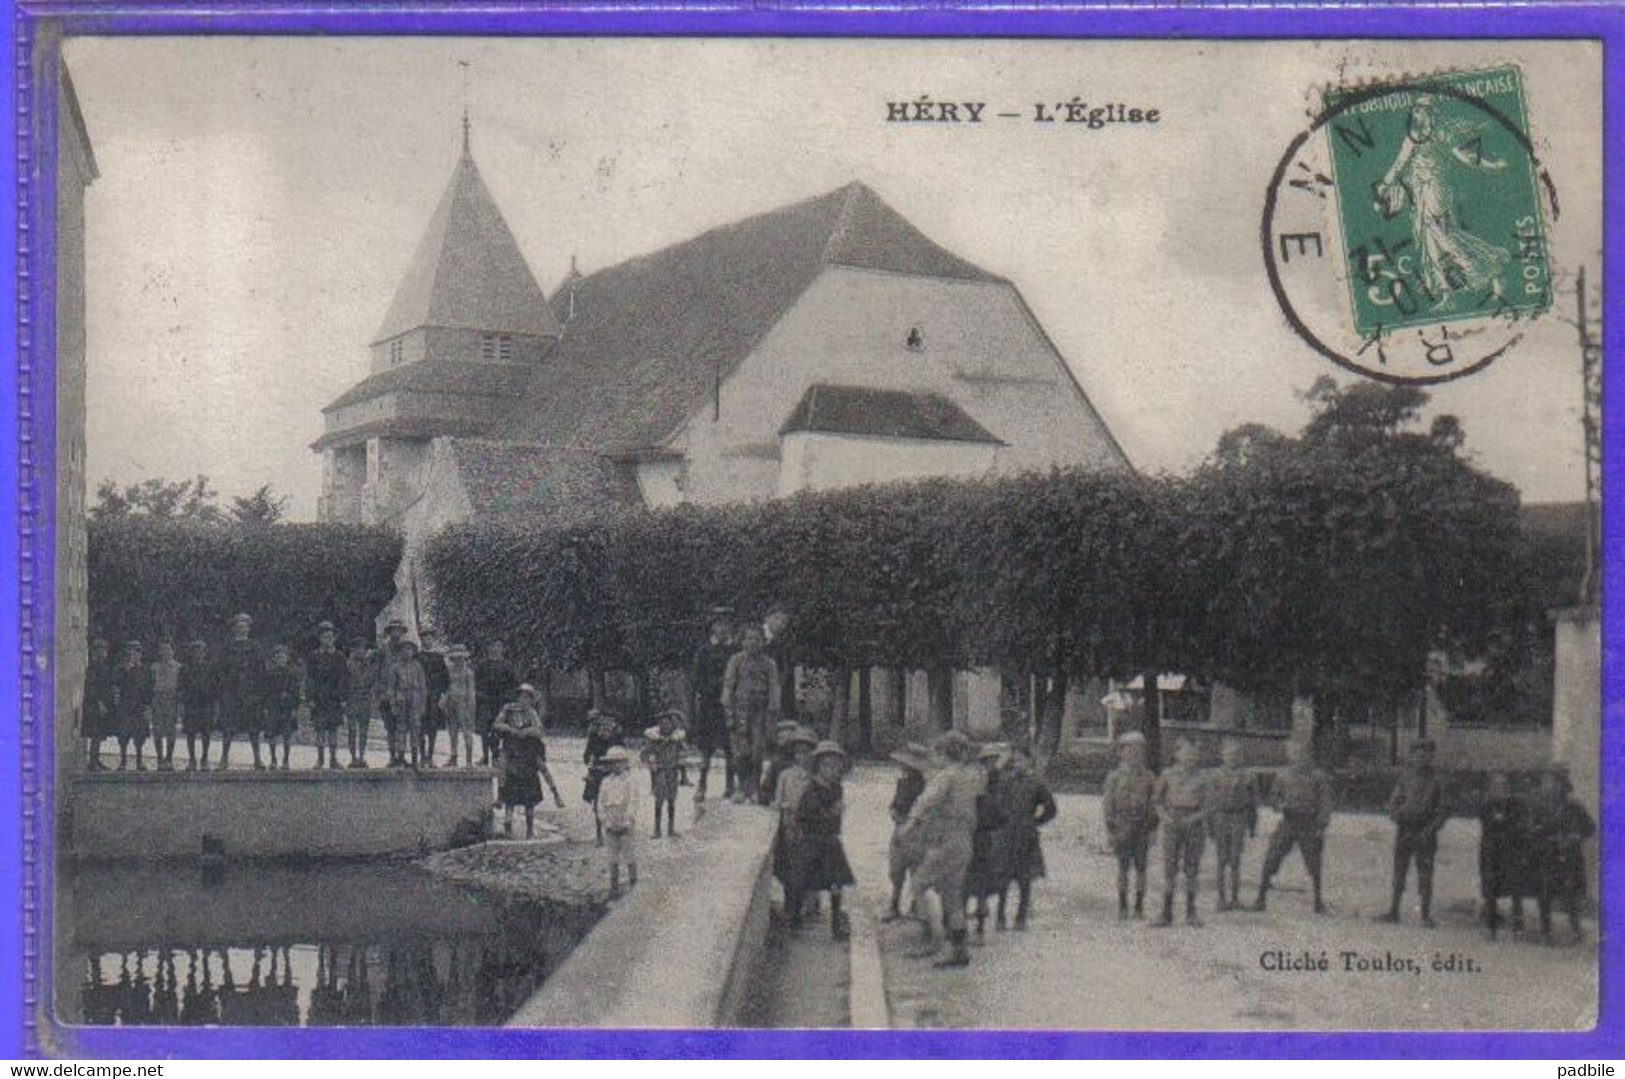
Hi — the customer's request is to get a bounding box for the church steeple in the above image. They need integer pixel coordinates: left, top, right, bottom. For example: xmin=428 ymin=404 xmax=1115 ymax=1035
xmin=371 ymin=127 xmax=560 ymax=346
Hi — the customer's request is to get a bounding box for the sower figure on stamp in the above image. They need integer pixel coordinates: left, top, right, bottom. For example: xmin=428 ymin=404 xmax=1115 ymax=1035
xmin=1207 ymin=737 xmax=1259 ymax=912
xmin=113 ymin=639 xmax=154 ymax=772
xmin=688 ymin=613 xmax=736 ymax=804
xmin=177 ymin=639 xmax=217 ymax=771
xmin=217 ymin=613 xmax=266 ymax=771
xmin=84 ymin=637 xmax=115 ymax=771
xmin=306 ymin=621 xmax=348 ymax=772
xmin=1477 ymin=771 xmax=1528 ymax=940
xmin=1102 ymin=730 xmax=1157 ymax=920
xmin=899 ymin=730 xmax=983 ymax=970
xmin=1152 ymin=737 xmax=1210 ymax=927
xmin=882 ymin=742 xmax=931 ymax=926
xmin=1253 ymin=739 xmax=1333 ymax=914
xmin=720 ymin=624 xmax=780 ymax=805
xmin=1381 ymin=738 xmax=1448 ymax=926
xmin=996 ymin=745 xmax=1057 ymax=931
xmin=149 ymin=639 xmax=182 ymax=772
xmin=343 ymin=637 xmax=377 ymax=769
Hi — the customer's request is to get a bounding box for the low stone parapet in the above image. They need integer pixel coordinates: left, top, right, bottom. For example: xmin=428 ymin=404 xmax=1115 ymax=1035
xmin=64 ymin=769 xmax=495 ymax=861
xmin=505 ymin=803 xmax=779 ymax=1029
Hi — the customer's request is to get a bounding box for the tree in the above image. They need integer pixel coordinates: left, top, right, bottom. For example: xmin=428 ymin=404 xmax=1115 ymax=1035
xmin=231 ymin=484 xmax=290 ymax=526
xmin=1197 ymin=380 xmax=1522 ymax=756
xmin=90 ymin=475 xmax=222 ymax=523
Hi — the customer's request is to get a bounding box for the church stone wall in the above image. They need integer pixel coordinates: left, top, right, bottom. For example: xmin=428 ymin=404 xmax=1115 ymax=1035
xmin=673 ymin=266 xmax=1127 ymax=505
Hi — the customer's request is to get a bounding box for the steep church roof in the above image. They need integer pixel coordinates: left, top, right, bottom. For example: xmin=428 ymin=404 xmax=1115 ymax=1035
xmin=447 ymin=440 xmax=641 ymax=523
xmin=500 ymin=181 xmax=1003 ymax=452
xmin=779 ymin=384 xmax=1004 ymax=445
xmin=373 ymin=145 xmax=561 ymax=344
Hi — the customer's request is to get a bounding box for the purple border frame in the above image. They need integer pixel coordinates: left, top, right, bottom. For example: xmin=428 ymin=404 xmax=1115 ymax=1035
xmin=4 ymin=0 xmax=1621 ymax=1059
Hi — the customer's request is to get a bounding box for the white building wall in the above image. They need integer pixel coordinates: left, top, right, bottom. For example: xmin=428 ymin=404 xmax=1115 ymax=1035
xmin=635 ymin=459 xmax=687 ymax=508
xmin=778 ymin=431 xmax=998 ymax=496
xmin=672 ymin=266 xmax=1127 ymax=505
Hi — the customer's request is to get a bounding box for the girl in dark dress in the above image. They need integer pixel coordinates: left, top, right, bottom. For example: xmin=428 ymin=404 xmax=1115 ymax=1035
xmin=996 ymin=746 xmax=1059 ymax=931
xmin=492 ymin=685 xmax=563 ymax=838
xmin=790 ymin=741 xmax=856 ymax=940
xmin=965 ymin=745 xmax=1011 ymax=938
xmin=113 ymin=641 xmax=154 ymax=772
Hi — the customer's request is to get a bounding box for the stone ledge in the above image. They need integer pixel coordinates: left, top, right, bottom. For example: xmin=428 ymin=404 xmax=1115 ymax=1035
xmin=66 ymin=770 xmax=495 ymax=861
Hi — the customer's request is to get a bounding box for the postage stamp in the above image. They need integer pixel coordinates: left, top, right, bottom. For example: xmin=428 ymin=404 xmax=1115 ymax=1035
xmin=8 ymin=17 xmax=1617 ymax=1061
xmin=1262 ymin=65 xmax=1563 ymax=385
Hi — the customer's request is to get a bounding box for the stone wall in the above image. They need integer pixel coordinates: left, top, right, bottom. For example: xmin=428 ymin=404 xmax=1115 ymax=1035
xmin=65 ymin=771 xmax=493 ymax=861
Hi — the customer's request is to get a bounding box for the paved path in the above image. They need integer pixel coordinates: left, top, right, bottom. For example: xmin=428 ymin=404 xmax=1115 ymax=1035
xmin=840 ymin=762 xmax=1597 ymax=1031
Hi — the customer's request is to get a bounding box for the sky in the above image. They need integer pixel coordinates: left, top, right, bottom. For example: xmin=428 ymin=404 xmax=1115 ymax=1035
xmin=64 ymin=37 xmax=1602 ymax=520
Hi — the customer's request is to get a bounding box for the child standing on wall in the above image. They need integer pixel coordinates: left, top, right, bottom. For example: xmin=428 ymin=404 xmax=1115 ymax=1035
xmin=262 ymin=643 xmax=302 ymax=772
xmin=641 ymin=710 xmax=688 ymax=839
xmin=149 ymin=640 xmax=183 ymax=772
xmin=440 ymin=644 xmax=477 ymax=768
xmin=598 ymin=746 xmax=638 ymax=897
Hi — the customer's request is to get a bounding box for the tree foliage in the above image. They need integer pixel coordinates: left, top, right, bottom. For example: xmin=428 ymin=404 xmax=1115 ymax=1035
xmin=88 ymin=518 xmax=401 ymax=650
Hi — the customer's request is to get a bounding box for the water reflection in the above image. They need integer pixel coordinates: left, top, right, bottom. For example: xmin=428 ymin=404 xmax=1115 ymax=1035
xmin=80 ymin=935 xmax=581 ymax=1027
xmin=69 ymin=863 xmax=600 ymax=1027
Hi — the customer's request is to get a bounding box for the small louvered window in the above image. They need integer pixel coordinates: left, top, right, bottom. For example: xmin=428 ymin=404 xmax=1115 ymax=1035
xmin=905 ymin=327 xmax=925 ymax=352
xmin=480 ymin=333 xmax=514 ymax=362
xmin=390 ymin=339 xmax=404 ymax=366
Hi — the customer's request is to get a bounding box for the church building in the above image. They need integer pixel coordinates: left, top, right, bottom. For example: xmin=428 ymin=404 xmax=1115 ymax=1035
xmin=314 ymin=129 xmax=1130 ymax=626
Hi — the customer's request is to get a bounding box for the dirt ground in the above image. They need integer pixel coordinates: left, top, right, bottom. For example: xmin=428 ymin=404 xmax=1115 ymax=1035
xmin=840 ymin=762 xmax=1597 ymax=1031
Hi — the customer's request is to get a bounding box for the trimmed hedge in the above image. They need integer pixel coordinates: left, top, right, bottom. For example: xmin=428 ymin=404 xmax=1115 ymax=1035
xmin=87 ymin=519 xmax=402 ymax=650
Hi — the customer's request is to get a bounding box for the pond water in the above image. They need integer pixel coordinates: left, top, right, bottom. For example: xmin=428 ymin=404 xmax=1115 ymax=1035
xmin=61 ymin=861 xmax=602 ymax=1027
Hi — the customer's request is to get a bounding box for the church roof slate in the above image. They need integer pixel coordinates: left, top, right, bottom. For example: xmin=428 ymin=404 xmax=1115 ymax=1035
xmin=498 ymin=181 xmax=1003 ymax=453
xmin=447 ymin=440 xmax=642 ymax=522
xmin=778 ymin=384 xmax=1004 ymax=445
xmin=372 ymin=151 xmax=561 ymax=344
xmin=322 ymin=358 xmax=533 ymax=414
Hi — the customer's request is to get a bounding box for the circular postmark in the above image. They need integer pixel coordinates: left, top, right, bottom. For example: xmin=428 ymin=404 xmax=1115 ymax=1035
xmin=1263 ymin=67 xmax=1559 ymax=384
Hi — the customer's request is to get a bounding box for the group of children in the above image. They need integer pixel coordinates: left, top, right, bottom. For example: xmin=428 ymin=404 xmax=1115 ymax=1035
xmin=881 ymin=731 xmax=1058 ymax=969
xmin=82 ymin=614 xmax=529 ymax=774
xmin=1098 ymin=729 xmax=1596 ymax=942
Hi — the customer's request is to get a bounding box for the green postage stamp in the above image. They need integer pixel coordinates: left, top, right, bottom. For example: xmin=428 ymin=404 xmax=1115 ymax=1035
xmin=1323 ymin=66 xmax=1551 ymax=339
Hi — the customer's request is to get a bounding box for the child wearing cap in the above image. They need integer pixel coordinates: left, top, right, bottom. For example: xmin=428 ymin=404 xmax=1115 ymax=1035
xmin=1380 ymin=738 xmax=1447 ymax=926
xmin=149 ymin=640 xmax=183 ymax=772
xmin=1529 ymin=766 xmax=1595 ymax=944
xmin=882 ymin=743 xmax=930 ymax=925
xmin=381 ymin=638 xmax=428 ymax=768
xmin=772 ymin=727 xmax=817 ymax=915
xmin=1102 ymin=730 xmax=1157 ymax=920
xmin=492 ymin=685 xmax=563 ymax=838
xmin=217 ymin=614 xmax=266 ymax=771
xmin=113 ymin=640 xmax=154 ymax=772
xmin=1152 ymin=737 xmax=1210 ymax=928
xmin=177 ymin=639 xmax=217 ymax=771
xmin=262 ymin=644 xmax=301 ymax=771
xmin=598 ymin=746 xmax=638 ymax=896
xmin=440 ymin=645 xmax=476 ymax=767
xmin=641 ymin=711 xmax=688 ymax=839
xmin=790 ymin=742 xmax=856 ymax=939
